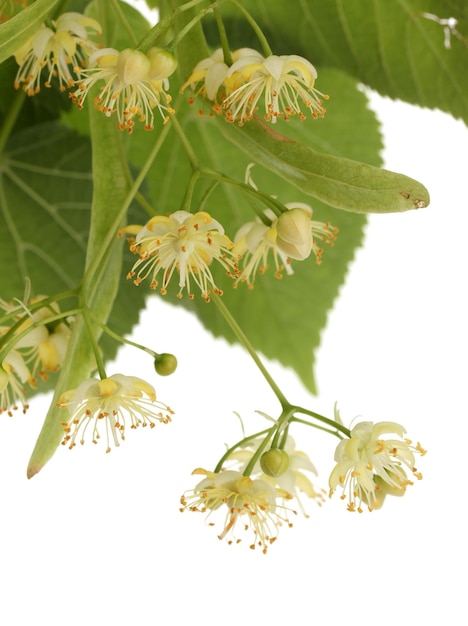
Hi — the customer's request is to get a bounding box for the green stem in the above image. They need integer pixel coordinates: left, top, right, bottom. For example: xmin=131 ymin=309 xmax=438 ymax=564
xmin=0 ymin=90 xmax=25 ymax=153
xmin=180 ymin=170 xmax=201 ymax=211
xmin=169 ymin=111 xmax=200 ymax=167
xmin=212 ymin=294 xmax=289 ymax=407
xmin=213 ymin=426 xmax=272 ymax=472
xmin=242 ymin=406 xmax=294 ymax=474
xmin=81 ymin=119 xmax=172 ymax=293
xmin=137 ymin=0 xmax=215 ymax=51
xmin=91 ymin=315 xmax=159 ymax=360
xmin=215 ymin=8 xmax=232 ymax=64
xmin=291 ymin=406 xmax=351 ymax=438
xmin=229 ymin=0 xmax=273 ymax=56
xmin=242 ymin=427 xmax=276 ymax=476
xmin=199 ymin=167 xmax=285 ymax=219
xmin=81 ymin=308 xmax=107 ymax=379
xmin=289 ymin=416 xmax=345 ymax=439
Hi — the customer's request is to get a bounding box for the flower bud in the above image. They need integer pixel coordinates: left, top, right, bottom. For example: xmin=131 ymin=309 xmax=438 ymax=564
xmin=154 ymin=353 xmax=178 ymax=376
xmin=147 ymin=47 xmax=178 ymax=80
xmin=276 ymin=208 xmax=313 ymax=260
xmin=117 ymin=49 xmax=151 ymax=85
xmin=260 ymin=448 xmax=290 ymax=477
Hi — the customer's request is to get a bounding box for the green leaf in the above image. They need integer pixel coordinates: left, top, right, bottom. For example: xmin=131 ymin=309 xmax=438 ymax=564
xmin=118 ymin=69 xmax=378 ymax=392
xmin=0 ymin=121 xmax=146 ymax=401
xmin=0 ymin=0 xmax=60 ymax=64
xmin=86 ymin=0 xmax=150 ymax=49
xmin=220 ymin=119 xmax=429 ymax=213
xmin=212 ymin=0 xmax=468 ymax=123
xmin=26 ymin=101 xmax=137 ymax=477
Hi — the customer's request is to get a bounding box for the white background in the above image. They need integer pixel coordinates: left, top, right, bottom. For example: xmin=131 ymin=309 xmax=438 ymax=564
xmin=1 ymin=3 xmax=467 ymax=625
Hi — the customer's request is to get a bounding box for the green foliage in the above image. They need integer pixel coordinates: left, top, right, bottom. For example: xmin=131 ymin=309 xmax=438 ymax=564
xmin=0 ymin=0 xmax=465 ymax=472
xmin=0 ymin=122 xmax=146 ymax=397
xmin=128 ymin=68 xmax=376 ymax=392
xmin=0 ymin=0 xmax=59 ymax=64
xmin=212 ymin=0 xmax=468 ymax=123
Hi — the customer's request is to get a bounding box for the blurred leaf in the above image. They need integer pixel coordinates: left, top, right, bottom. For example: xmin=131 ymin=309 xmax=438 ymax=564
xmin=86 ymin=0 xmax=150 ymax=48
xmin=0 ymin=0 xmax=59 ymax=64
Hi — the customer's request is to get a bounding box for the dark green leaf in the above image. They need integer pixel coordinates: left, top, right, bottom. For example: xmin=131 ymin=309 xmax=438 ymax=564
xmin=212 ymin=0 xmax=468 ymax=123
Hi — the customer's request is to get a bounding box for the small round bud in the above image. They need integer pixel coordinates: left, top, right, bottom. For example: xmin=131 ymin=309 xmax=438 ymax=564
xmin=260 ymin=448 xmax=290 ymax=477
xmin=154 ymin=353 xmax=178 ymax=376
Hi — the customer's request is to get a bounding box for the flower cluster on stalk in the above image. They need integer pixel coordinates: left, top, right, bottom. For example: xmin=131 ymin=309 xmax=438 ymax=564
xmin=182 ymin=48 xmax=328 ymax=125
xmin=14 ymin=12 xmax=101 ymax=95
xmin=71 ymin=47 xmax=177 ymax=132
xmin=180 ymin=468 xmax=295 ymax=554
xmin=59 ymin=373 xmax=174 ymax=453
xmin=0 ymin=296 xmax=71 ymax=416
xmin=329 ymin=419 xmax=426 ymax=512
xmin=229 ymin=435 xmax=326 ymax=515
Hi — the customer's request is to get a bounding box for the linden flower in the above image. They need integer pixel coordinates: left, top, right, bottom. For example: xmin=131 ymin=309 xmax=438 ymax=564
xmin=222 ymin=53 xmax=328 ymax=124
xmin=329 ymin=421 xmax=427 ymax=512
xmin=72 ymin=47 xmax=177 ymax=132
xmin=14 ymin=12 xmax=101 ymax=95
xmin=58 ymin=374 xmax=174 ymax=453
xmin=1 ymin=296 xmax=71 ymax=385
xmin=229 ymin=435 xmax=326 ymax=515
xmin=180 ymin=469 xmax=294 ymax=553
xmin=120 ymin=210 xmax=239 ymax=301
xmin=180 ymin=47 xmax=264 ymax=105
xmin=233 ymin=204 xmax=336 ymax=286
xmin=0 ymin=358 xmax=29 ymax=416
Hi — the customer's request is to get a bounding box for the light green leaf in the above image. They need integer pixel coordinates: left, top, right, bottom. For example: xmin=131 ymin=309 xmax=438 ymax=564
xmin=0 ymin=121 xmax=146 ymax=401
xmin=26 ymin=103 xmax=134 ymax=477
xmin=221 ymin=119 xmax=429 ymax=213
xmin=0 ymin=0 xmax=60 ymax=64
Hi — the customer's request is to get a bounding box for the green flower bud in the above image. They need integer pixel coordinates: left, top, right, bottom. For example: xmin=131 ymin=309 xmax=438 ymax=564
xmin=154 ymin=353 xmax=178 ymax=376
xmin=260 ymin=448 xmax=290 ymax=477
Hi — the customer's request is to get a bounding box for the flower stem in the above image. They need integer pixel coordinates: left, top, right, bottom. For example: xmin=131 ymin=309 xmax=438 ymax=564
xmin=291 ymin=406 xmax=351 ymax=438
xmin=0 ymin=90 xmax=25 ymax=154
xmin=199 ymin=167 xmax=284 ymax=218
xmin=215 ymin=8 xmax=232 ymax=65
xmin=169 ymin=110 xmax=200 ymax=168
xmin=82 ymin=308 xmax=107 ymax=380
xmin=90 ymin=315 xmax=160 ymax=360
xmin=212 ymin=294 xmax=289 ymax=407
xmin=229 ymin=0 xmax=273 ymax=56
xmin=289 ymin=416 xmax=345 ymax=439
xmin=214 ymin=427 xmax=272 ymax=472
xmin=81 ymin=119 xmax=172 ymax=293
xmin=137 ymin=0 xmax=220 ymax=51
